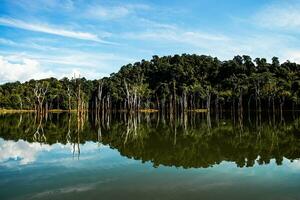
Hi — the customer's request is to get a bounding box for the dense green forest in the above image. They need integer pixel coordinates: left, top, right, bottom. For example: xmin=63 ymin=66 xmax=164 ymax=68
xmin=1 ymin=54 xmax=300 ymax=113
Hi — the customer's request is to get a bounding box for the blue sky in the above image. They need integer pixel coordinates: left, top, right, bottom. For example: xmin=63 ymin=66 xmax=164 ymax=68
xmin=0 ymin=0 xmax=300 ymax=83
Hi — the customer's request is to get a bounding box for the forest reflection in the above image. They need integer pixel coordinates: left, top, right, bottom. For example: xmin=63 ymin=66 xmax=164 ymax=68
xmin=1 ymin=111 xmax=300 ymax=168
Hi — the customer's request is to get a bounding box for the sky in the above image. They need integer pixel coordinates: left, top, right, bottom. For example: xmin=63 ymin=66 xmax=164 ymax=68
xmin=0 ymin=0 xmax=300 ymax=83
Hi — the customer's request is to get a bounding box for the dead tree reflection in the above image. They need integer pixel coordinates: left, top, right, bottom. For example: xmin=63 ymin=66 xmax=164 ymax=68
xmin=33 ymin=115 xmax=47 ymax=144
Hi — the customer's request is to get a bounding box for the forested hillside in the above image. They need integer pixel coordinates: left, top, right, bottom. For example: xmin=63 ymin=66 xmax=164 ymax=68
xmin=1 ymin=54 xmax=300 ymax=113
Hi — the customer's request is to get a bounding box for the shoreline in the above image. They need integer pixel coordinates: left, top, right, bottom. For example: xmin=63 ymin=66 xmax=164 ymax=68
xmin=0 ymin=109 xmax=77 ymax=114
xmin=2 ymin=109 xmax=299 ymax=114
xmin=0 ymin=108 xmax=209 ymax=114
xmin=0 ymin=109 xmax=160 ymax=114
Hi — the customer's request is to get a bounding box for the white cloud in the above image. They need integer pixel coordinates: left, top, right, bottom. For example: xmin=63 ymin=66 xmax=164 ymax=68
xmin=253 ymin=2 xmax=300 ymax=30
xmin=37 ymin=52 xmax=130 ymax=68
xmin=0 ymin=138 xmax=110 ymax=167
xmin=59 ymin=68 xmax=109 ymax=80
xmin=31 ymin=184 xmax=96 ymax=199
xmin=122 ymin=17 xmax=229 ymax=45
xmin=86 ymin=6 xmax=130 ymax=20
xmin=0 ymin=37 xmax=61 ymax=52
xmin=289 ymin=159 xmax=300 ymax=169
xmin=137 ymin=18 xmax=178 ymax=30
xmin=84 ymin=4 xmax=150 ymax=20
xmin=37 ymin=51 xmax=134 ymax=79
xmin=0 ymin=55 xmax=54 ymax=83
xmin=0 ymin=138 xmax=51 ymax=165
xmin=0 ymin=38 xmax=18 ymax=46
xmin=122 ymin=26 xmax=232 ymax=58
xmin=124 ymin=28 xmax=228 ymax=44
xmin=282 ymin=50 xmax=300 ymax=63
xmin=14 ymin=49 xmax=135 ymax=71
xmin=0 ymin=17 xmax=111 ymax=43
xmin=0 ymin=50 xmax=136 ymax=83
xmin=122 ymin=16 xmax=300 ymax=62
xmin=10 ymin=0 xmax=74 ymax=12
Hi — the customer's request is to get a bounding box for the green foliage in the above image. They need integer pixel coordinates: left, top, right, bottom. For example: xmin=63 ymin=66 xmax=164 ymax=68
xmin=0 ymin=77 xmax=96 ymax=110
xmin=1 ymin=54 xmax=300 ymax=110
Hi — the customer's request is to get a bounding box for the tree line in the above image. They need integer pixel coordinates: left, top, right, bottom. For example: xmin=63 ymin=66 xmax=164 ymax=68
xmin=1 ymin=54 xmax=300 ymax=113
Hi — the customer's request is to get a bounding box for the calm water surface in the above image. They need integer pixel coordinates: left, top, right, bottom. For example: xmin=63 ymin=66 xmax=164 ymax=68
xmin=1 ymin=112 xmax=300 ymax=200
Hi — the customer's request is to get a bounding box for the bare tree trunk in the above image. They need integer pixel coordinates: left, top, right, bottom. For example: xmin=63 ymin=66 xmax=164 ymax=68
xmin=33 ymin=82 xmax=48 ymax=115
xmin=183 ymin=91 xmax=187 ymax=112
xmin=77 ymin=82 xmax=81 ymax=116
xmin=124 ymin=80 xmax=131 ymax=111
xmin=238 ymin=90 xmax=243 ymax=114
xmin=18 ymin=96 xmax=23 ymax=110
xmin=206 ymin=91 xmax=211 ymax=113
xmin=67 ymin=85 xmax=72 ymax=112
xmin=98 ymin=81 xmax=103 ymax=112
xmin=280 ymin=96 xmax=285 ymax=122
xmin=173 ymin=81 xmax=176 ymax=114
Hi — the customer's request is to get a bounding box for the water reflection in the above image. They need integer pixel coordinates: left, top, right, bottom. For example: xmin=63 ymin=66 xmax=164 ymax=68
xmin=0 ymin=138 xmax=51 ymax=165
xmin=0 ymin=112 xmax=300 ymax=168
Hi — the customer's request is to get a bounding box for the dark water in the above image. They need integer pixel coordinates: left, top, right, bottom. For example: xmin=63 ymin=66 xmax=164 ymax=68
xmin=1 ymin=112 xmax=300 ymax=200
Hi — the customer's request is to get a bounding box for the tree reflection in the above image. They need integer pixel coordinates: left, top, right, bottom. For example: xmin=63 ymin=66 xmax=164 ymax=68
xmin=33 ymin=115 xmax=47 ymax=143
xmin=1 ymin=112 xmax=300 ymax=168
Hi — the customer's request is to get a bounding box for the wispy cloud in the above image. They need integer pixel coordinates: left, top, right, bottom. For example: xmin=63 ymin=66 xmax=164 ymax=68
xmin=0 ymin=17 xmax=113 ymax=43
xmin=85 ymin=6 xmax=130 ymax=20
xmin=0 ymin=49 xmax=136 ymax=82
xmin=123 ymin=20 xmax=300 ymax=62
xmin=8 ymin=0 xmax=75 ymax=13
xmin=0 ymin=37 xmax=61 ymax=52
xmin=137 ymin=18 xmax=177 ymax=30
xmin=123 ymin=24 xmax=229 ymax=52
xmin=84 ymin=4 xmax=150 ymax=20
xmin=0 ymin=38 xmax=17 ymax=46
xmin=253 ymin=1 xmax=300 ymax=30
xmin=11 ymin=50 xmax=135 ymax=70
xmin=124 ymin=30 xmax=228 ymax=46
xmin=31 ymin=184 xmax=96 ymax=199
xmin=282 ymin=50 xmax=300 ymax=63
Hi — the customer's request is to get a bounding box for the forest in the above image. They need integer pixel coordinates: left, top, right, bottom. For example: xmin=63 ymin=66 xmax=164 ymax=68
xmin=1 ymin=54 xmax=300 ymax=114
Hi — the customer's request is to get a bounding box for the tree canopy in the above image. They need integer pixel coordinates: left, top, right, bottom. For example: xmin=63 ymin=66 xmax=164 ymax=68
xmin=1 ymin=54 xmax=300 ymax=112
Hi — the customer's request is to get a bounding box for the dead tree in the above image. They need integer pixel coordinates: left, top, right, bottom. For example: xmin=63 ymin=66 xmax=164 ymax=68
xmin=33 ymin=82 xmax=48 ymax=115
xmin=96 ymin=80 xmax=103 ymax=117
xmin=124 ymin=80 xmax=131 ymax=111
xmin=73 ymin=76 xmax=82 ymax=117
xmin=67 ymin=85 xmax=72 ymax=112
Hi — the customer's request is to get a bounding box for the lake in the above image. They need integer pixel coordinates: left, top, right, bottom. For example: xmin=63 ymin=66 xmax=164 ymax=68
xmin=1 ymin=112 xmax=300 ymax=200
